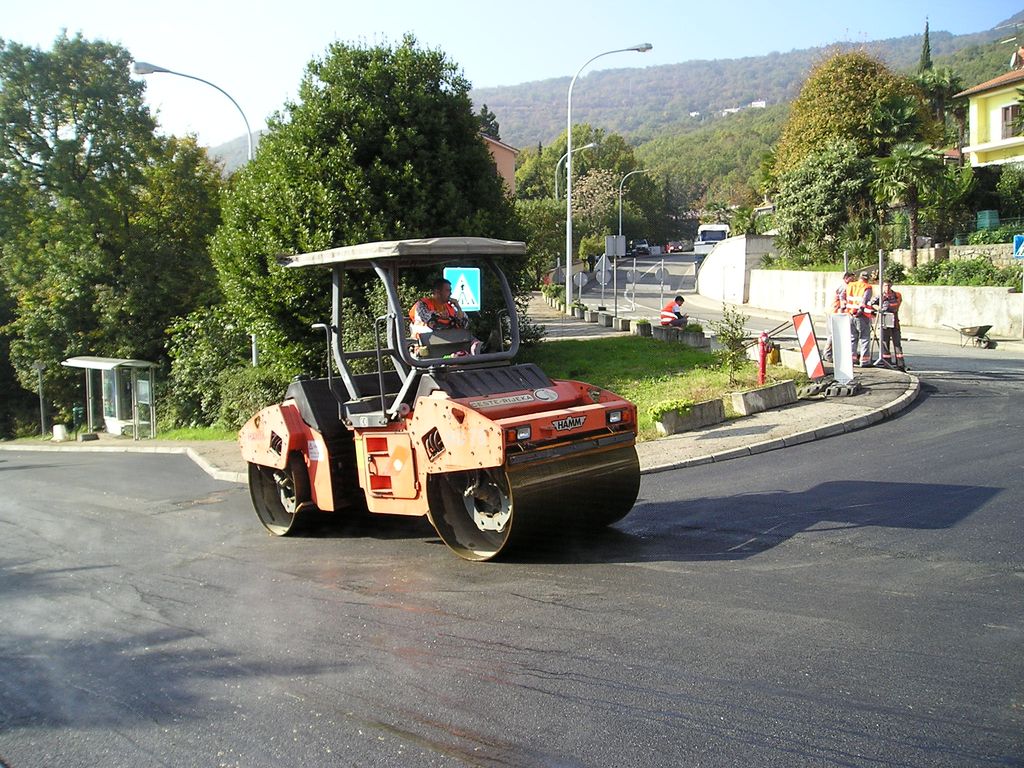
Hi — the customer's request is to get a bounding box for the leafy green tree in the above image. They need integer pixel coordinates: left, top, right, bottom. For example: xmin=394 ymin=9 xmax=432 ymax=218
xmin=515 ymin=198 xmax=565 ymax=287
xmin=209 ymin=35 xmax=518 ymax=374
xmin=774 ymin=139 xmax=873 ymax=264
xmin=996 ymin=162 xmax=1024 ymax=217
xmin=773 ymin=51 xmax=934 ymax=173
xmin=0 ymin=35 xmax=222 ymax=421
xmin=165 ymin=305 xmax=251 ymax=427
xmin=922 ymin=164 xmax=975 ymax=242
xmin=477 ymin=104 xmax=500 ymax=139
xmin=872 ymin=142 xmax=944 ymax=268
xmin=514 ymin=123 xmax=659 ymax=252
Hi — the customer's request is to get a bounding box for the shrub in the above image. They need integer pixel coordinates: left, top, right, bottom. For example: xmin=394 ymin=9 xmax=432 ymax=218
xmin=649 ymin=398 xmax=695 ymax=423
xmin=683 ymin=323 xmax=704 ymax=333
xmin=217 ymin=366 xmax=291 ymax=430
xmin=165 ymin=306 xmax=250 ymax=427
xmin=884 ymin=262 xmax=906 ymax=283
xmin=709 ymin=305 xmax=749 ymax=386
xmin=906 ymin=257 xmax=1022 ymax=288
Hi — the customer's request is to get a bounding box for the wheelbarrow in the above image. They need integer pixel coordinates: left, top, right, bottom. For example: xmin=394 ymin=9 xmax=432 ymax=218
xmin=945 ymin=323 xmax=995 ymax=349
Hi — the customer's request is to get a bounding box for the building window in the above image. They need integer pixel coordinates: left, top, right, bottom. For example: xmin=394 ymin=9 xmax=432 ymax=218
xmin=1002 ymin=104 xmax=1020 ymax=139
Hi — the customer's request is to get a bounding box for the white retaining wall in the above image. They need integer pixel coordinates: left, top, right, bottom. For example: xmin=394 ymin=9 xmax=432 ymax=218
xmin=746 ymin=269 xmax=1023 ymax=337
xmin=696 ymin=235 xmax=777 ymax=305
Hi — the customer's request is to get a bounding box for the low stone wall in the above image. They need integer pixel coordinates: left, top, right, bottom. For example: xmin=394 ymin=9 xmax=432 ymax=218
xmin=730 ymin=380 xmax=798 ymax=416
xmin=890 ymin=243 xmax=1016 ymax=268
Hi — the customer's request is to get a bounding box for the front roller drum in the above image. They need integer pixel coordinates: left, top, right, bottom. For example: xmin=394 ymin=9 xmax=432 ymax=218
xmin=426 ymin=444 xmax=640 ymax=561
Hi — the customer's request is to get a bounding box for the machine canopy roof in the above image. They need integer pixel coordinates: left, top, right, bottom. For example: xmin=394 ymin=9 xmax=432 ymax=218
xmin=277 ymin=237 xmax=526 ymax=269
xmin=62 ymin=356 xmax=157 ymax=371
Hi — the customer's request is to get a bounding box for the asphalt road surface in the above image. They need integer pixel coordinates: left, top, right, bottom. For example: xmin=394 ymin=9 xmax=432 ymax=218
xmin=1 ymin=368 xmax=1021 ymax=767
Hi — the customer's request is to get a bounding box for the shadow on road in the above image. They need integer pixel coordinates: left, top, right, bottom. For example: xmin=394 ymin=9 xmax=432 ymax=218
xmin=497 ymin=480 xmax=1001 ymax=565
xmin=0 ymin=624 xmax=343 ymax=731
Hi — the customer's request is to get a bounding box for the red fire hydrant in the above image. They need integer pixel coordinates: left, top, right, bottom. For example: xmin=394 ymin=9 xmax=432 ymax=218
xmin=757 ymin=331 xmax=769 ymax=385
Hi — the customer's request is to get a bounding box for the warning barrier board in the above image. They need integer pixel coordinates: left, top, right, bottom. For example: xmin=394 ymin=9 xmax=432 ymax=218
xmin=792 ymin=312 xmax=825 ymax=380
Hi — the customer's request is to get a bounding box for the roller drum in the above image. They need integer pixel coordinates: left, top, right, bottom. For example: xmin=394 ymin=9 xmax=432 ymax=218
xmin=427 ymin=444 xmax=640 ymax=561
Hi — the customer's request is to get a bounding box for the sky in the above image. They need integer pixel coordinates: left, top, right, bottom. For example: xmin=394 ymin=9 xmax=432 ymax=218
xmin=3 ymin=0 xmax=1020 ymax=148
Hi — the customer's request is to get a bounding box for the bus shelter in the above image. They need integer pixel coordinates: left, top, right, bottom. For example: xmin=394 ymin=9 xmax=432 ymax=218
xmin=61 ymin=356 xmax=157 ymax=439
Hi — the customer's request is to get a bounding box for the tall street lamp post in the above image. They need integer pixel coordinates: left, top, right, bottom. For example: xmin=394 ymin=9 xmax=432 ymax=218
xmin=554 ymin=142 xmax=596 ymax=200
xmin=565 ymin=43 xmax=652 ymax=315
xmin=132 ymin=61 xmax=254 ymax=162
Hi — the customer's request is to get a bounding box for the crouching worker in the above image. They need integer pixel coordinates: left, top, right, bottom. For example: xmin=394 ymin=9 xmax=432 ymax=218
xmin=660 ymin=295 xmax=689 ymax=328
xmin=409 ymin=278 xmax=482 ymax=356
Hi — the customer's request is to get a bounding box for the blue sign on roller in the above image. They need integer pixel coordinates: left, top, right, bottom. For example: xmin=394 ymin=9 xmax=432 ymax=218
xmin=443 ymin=267 xmax=481 ymax=311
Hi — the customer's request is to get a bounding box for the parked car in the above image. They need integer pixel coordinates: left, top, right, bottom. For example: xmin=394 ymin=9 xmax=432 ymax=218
xmin=632 ymin=239 xmax=651 ymax=256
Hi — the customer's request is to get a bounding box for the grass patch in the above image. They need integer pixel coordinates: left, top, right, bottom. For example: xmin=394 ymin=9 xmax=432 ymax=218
xmin=517 ymin=337 xmax=805 ymax=440
xmin=157 ymin=425 xmax=238 ymax=441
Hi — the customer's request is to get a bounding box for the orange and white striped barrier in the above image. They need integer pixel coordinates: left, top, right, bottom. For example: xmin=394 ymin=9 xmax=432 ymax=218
xmin=792 ymin=312 xmax=825 ymax=379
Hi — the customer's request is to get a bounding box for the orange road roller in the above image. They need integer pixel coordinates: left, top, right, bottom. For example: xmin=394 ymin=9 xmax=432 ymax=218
xmin=239 ymin=237 xmax=640 ymax=560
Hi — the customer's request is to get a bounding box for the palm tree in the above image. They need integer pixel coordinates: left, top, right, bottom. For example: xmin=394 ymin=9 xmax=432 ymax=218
xmin=914 ymin=68 xmax=963 ymax=124
xmin=869 ymin=94 xmax=924 ymax=155
xmin=871 ymin=142 xmax=943 ymax=268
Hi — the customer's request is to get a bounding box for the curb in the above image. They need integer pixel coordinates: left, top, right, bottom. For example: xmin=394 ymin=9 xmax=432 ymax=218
xmin=1 ymin=374 xmax=921 ymax=485
xmin=640 ymin=373 xmax=920 ymax=476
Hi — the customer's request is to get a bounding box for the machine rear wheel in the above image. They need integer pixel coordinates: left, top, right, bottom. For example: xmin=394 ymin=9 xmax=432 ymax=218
xmin=248 ymin=453 xmax=312 ymax=536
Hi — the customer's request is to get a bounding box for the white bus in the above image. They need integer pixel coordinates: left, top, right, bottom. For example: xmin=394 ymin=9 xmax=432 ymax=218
xmin=693 ymin=224 xmax=730 ymax=256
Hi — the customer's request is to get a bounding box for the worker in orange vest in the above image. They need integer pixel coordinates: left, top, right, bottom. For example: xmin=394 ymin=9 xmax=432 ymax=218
xmin=660 ymin=296 xmax=688 ymax=327
xmin=409 ymin=278 xmax=469 ymax=339
xmin=879 ymin=280 xmax=905 ymax=370
xmin=844 ymin=272 xmax=874 ymax=366
xmin=824 ymin=272 xmax=854 ymax=363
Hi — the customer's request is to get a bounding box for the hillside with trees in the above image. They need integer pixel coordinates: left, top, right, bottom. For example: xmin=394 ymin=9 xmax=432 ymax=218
xmin=469 ymin=15 xmax=1017 ymax=149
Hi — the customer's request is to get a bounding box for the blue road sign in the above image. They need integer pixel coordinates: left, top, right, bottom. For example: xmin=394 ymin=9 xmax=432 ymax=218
xmin=1014 ymin=235 xmax=1024 ymax=259
xmin=443 ymin=267 xmax=481 ymax=311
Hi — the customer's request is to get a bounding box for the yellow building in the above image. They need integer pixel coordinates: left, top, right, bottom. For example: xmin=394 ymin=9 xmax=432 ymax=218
xmin=957 ymin=67 xmax=1024 ymax=167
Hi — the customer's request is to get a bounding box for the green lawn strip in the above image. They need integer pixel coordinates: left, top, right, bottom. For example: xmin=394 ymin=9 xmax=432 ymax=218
xmin=517 ymin=337 xmax=805 ymax=441
xmin=156 ymin=426 xmax=238 ymax=441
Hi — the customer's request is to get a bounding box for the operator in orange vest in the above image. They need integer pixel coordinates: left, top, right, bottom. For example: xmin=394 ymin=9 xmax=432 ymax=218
xmin=844 ymin=272 xmax=875 ymax=367
xmin=660 ymin=296 xmax=688 ymax=327
xmin=409 ymin=278 xmax=469 ymax=340
xmin=879 ymin=279 xmax=905 ymax=370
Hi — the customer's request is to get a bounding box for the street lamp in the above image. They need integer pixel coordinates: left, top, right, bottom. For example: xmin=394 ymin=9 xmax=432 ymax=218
xmin=133 ymin=61 xmax=254 ymax=162
xmin=618 ymin=169 xmax=650 ymax=237
xmin=565 ymin=43 xmax=651 ymax=315
xmin=554 ymin=142 xmax=596 ymax=200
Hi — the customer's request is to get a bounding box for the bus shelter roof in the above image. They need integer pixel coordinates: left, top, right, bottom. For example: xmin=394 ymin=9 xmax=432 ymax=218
xmin=61 ymin=356 xmax=157 ymax=371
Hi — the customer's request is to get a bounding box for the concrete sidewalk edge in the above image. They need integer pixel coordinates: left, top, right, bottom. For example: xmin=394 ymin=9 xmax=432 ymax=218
xmin=639 ymin=373 xmax=921 ymax=475
xmin=2 ymin=373 xmax=919 ymax=485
